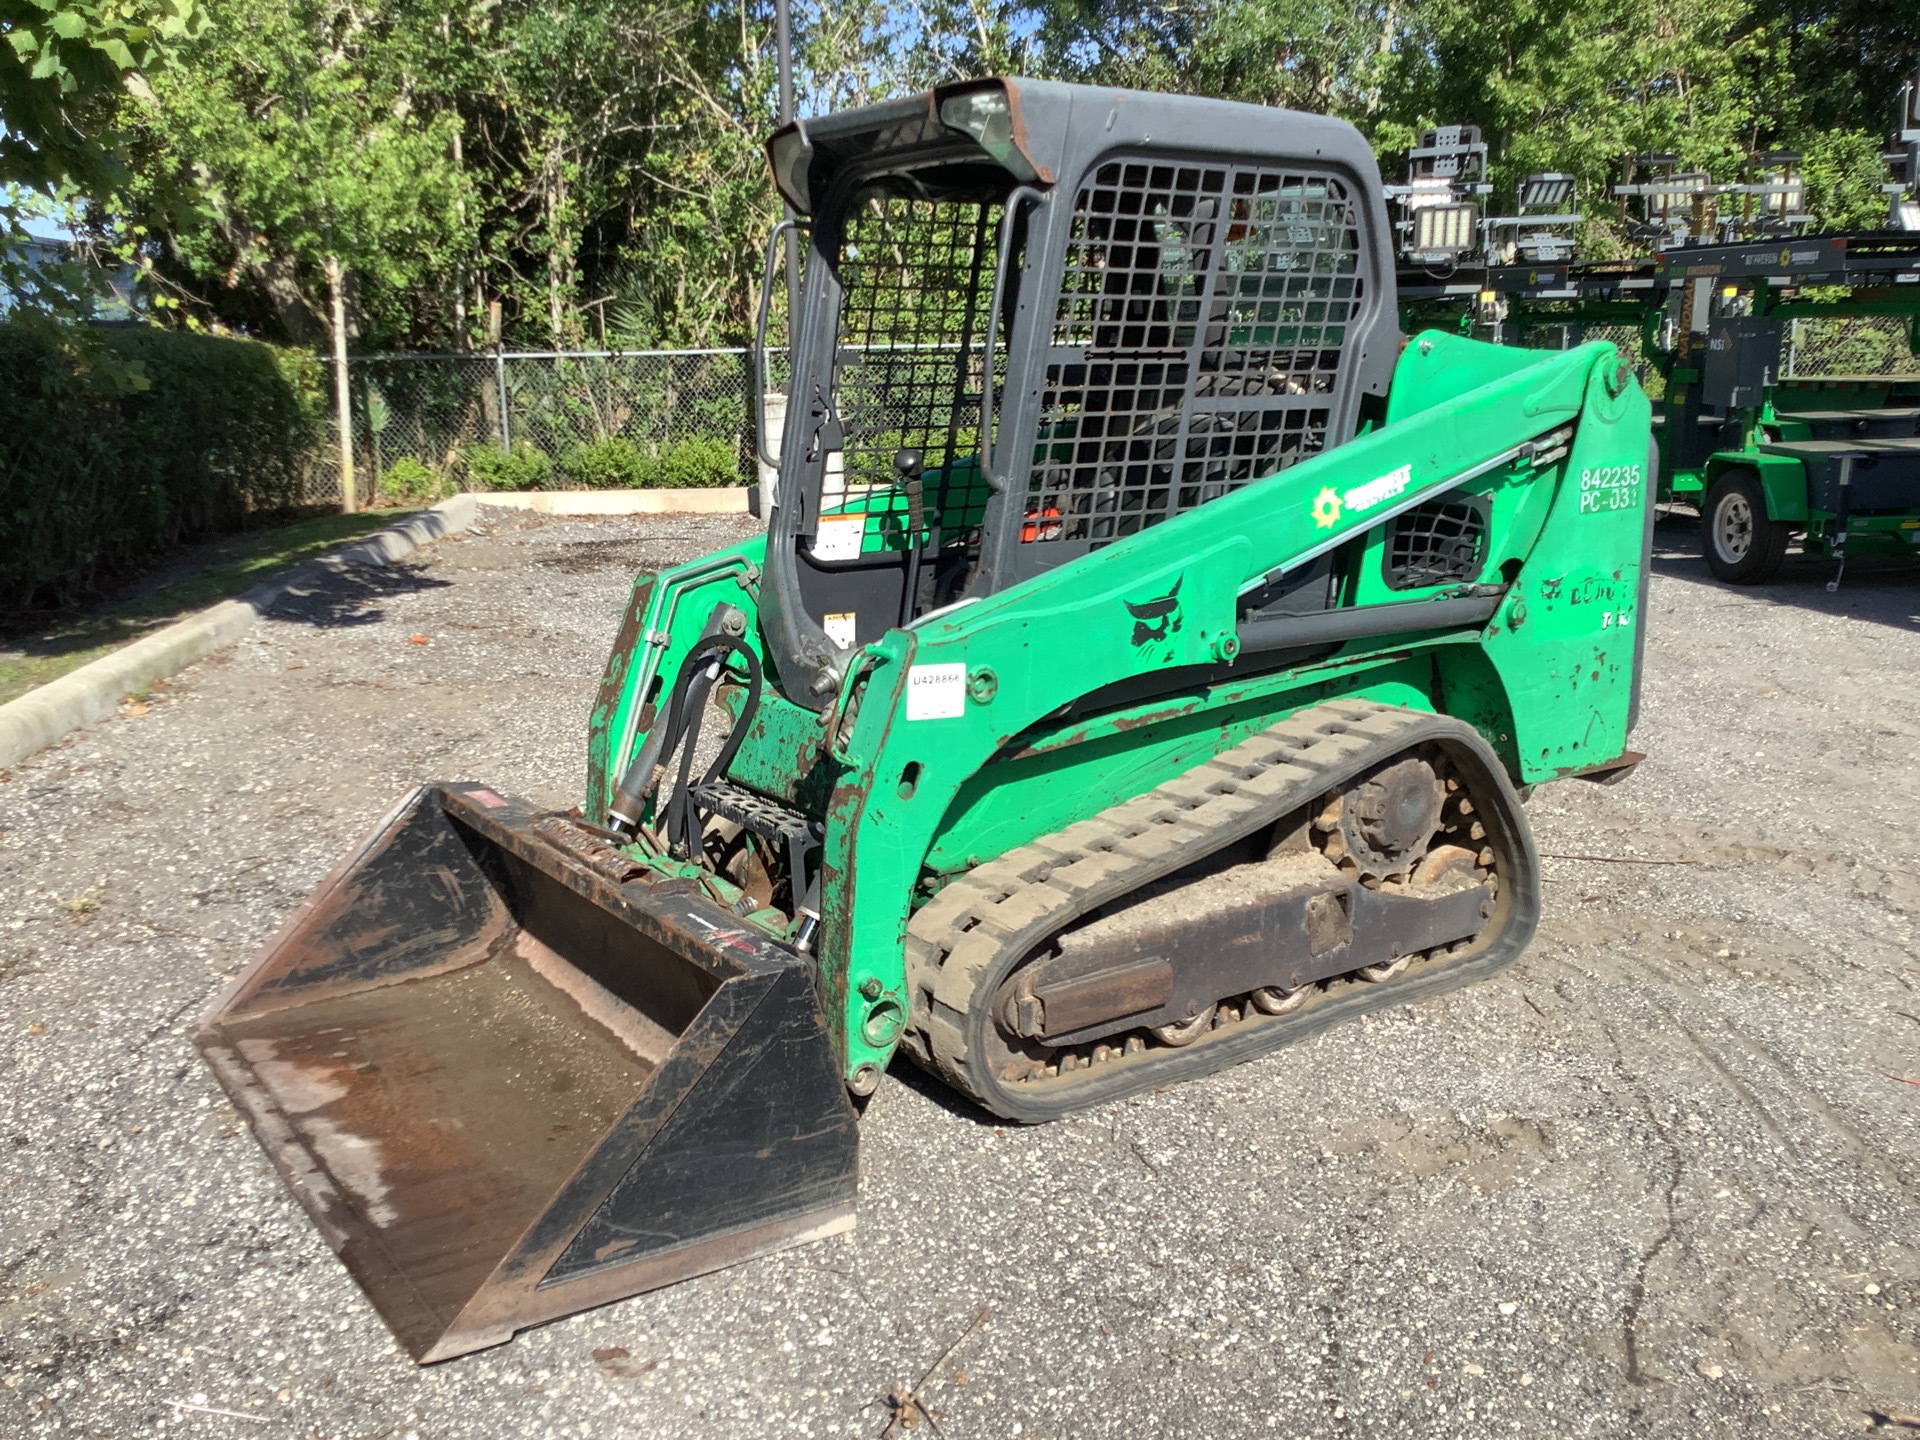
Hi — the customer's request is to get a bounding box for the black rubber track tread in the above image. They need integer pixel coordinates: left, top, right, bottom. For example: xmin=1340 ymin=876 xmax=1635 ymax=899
xmin=901 ymin=700 xmax=1542 ymax=1122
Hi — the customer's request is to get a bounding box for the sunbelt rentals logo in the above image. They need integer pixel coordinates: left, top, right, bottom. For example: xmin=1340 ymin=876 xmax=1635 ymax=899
xmin=1312 ymin=463 xmax=1414 ymax=529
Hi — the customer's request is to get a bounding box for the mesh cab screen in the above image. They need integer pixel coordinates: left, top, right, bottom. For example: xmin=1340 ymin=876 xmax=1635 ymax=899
xmin=825 ymin=193 xmax=1003 ymax=547
xmin=1023 ymin=159 xmax=1365 ymax=562
xmin=1384 ymin=497 xmax=1489 ymax=589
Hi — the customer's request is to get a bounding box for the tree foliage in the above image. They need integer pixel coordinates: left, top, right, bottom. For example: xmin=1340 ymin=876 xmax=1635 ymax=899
xmin=108 ymin=0 xmax=480 ymax=344
xmin=74 ymin=0 xmax=1920 ymax=352
xmin=97 ymin=0 xmax=791 ymax=350
xmin=2 ymin=0 xmax=201 ymax=311
xmin=1 ymin=0 xmax=200 ymax=194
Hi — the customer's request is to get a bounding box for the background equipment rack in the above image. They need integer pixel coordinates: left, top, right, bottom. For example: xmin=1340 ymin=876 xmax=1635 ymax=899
xmin=1391 ymin=71 xmax=1920 ymax=583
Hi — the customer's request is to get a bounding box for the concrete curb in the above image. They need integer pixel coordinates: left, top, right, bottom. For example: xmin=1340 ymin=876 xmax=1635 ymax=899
xmin=0 ymin=494 xmax=477 ymax=771
xmin=470 ymin=486 xmax=750 ymax=515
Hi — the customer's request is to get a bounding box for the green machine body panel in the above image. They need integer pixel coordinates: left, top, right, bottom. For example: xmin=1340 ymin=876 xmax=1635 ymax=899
xmin=587 ymin=334 xmax=1651 ymax=1082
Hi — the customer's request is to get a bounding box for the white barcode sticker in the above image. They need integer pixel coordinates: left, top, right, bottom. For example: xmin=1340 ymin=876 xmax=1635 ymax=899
xmin=812 ymin=516 xmax=865 ymax=561
xmin=823 ymin=612 xmax=857 ymax=648
xmin=906 ymin=663 xmax=967 ymax=721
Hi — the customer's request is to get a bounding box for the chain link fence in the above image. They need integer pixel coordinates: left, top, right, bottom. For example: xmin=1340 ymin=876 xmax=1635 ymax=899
xmin=1516 ymin=321 xmax=1661 ymax=397
xmin=296 ymin=321 xmax=1918 ymax=503
xmin=305 ymin=348 xmax=771 ymax=505
xmin=1782 ymin=316 xmax=1920 ymax=380
xmin=1518 ymin=316 xmax=1920 ymax=394
xmin=1571 ymin=324 xmax=1663 ymax=399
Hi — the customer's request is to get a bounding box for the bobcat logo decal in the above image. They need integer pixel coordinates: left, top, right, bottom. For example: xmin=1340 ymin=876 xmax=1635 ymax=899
xmin=1125 ymin=574 xmax=1184 ymax=648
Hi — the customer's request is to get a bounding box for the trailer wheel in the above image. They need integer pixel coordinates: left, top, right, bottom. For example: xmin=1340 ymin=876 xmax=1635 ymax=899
xmin=1703 ymin=470 xmax=1791 ymax=584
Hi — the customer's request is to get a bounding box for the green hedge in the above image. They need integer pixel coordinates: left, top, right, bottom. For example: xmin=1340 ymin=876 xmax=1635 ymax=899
xmin=461 ymin=435 xmax=740 ymax=492
xmin=559 ymin=436 xmax=652 ymax=488
xmin=460 ymin=439 xmax=556 ymax=491
xmin=0 ymin=320 xmax=323 ymax=610
xmin=650 ymin=437 xmax=738 ymax=489
xmin=375 ymin=455 xmax=455 ymax=504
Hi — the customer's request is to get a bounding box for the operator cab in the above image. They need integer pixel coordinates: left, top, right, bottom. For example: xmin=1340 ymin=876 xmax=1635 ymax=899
xmin=754 ymin=78 xmax=1400 ymax=705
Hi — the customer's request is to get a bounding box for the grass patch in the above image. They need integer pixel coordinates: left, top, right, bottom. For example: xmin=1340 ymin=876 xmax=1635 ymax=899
xmin=0 ymin=509 xmax=411 ymax=708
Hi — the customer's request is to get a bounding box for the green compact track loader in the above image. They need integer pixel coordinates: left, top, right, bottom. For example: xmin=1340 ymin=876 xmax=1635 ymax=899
xmin=197 ymin=78 xmax=1654 ymax=1362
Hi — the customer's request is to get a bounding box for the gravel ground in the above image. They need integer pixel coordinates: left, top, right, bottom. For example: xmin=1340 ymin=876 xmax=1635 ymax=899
xmin=1 ymin=506 xmax=1916 ymax=1439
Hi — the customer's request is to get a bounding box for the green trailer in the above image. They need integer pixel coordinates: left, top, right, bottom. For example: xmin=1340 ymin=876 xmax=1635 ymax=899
xmin=1388 ymin=92 xmax=1920 ymax=586
xmin=1649 ymin=237 xmax=1920 ymax=581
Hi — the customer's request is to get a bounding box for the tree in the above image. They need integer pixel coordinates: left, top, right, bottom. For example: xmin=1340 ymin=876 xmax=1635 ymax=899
xmin=1755 ymin=0 xmax=1920 ymax=137
xmin=474 ymin=0 xmax=754 ymax=348
xmin=106 ymin=0 xmax=785 ymax=351
xmin=2 ymin=0 xmax=198 ymax=193
xmin=117 ymin=0 xmax=470 ymax=340
xmin=109 ymin=0 xmax=472 ymax=505
xmin=77 ymin=0 xmax=1914 ymax=376
xmin=2 ymin=0 xmax=200 ymax=308
xmin=1053 ymin=0 xmax=1911 ymax=251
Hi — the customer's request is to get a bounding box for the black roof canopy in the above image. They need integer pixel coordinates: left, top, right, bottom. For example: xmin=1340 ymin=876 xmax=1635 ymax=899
xmin=764 ymin=77 xmax=1385 ymax=218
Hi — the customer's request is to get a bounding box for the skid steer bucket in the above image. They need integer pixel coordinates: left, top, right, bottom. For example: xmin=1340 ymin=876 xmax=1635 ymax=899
xmin=194 ymin=783 xmax=859 ymax=1363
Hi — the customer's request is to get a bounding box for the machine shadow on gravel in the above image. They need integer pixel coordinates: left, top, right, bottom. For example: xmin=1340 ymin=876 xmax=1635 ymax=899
xmin=266 ymin=563 xmax=452 ymax=629
xmin=880 ymin=1058 xmax=1007 ymax=1127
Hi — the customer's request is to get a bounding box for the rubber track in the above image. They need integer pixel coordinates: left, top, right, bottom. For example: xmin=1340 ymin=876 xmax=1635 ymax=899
xmin=901 ymin=699 xmax=1540 ymax=1122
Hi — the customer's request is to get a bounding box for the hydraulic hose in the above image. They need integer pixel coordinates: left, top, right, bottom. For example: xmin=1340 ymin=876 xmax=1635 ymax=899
xmin=606 ymin=635 xmax=763 ymax=844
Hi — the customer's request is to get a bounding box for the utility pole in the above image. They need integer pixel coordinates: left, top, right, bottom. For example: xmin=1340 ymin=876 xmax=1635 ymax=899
xmin=776 ymin=0 xmax=798 ymax=309
xmin=451 ymin=123 xmax=468 ymax=349
xmin=326 ymin=255 xmax=357 ymax=514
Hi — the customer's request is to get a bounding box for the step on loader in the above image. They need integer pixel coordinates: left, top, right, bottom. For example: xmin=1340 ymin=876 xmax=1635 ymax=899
xmin=197 ymin=78 xmax=1654 ymax=1362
